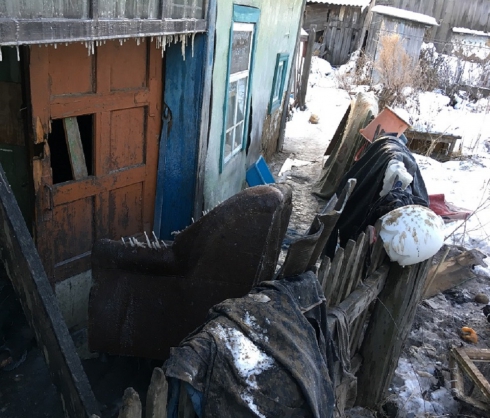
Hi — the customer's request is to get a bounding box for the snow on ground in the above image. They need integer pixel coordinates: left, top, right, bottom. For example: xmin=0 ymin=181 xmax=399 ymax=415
xmin=274 ymin=54 xmax=490 ymax=417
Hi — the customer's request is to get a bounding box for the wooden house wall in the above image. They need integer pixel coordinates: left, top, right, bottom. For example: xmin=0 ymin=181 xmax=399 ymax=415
xmin=0 ymin=0 xmax=206 ymax=46
xmin=376 ymin=0 xmax=490 ymax=49
xmin=0 ymin=0 xmax=206 ymax=19
xmin=304 ymin=3 xmax=367 ymax=65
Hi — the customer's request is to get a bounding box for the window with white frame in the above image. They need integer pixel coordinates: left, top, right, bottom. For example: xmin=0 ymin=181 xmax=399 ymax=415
xmin=223 ymin=22 xmax=254 ymax=164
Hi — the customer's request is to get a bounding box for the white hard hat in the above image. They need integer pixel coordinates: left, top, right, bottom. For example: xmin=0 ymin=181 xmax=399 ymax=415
xmin=379 ymin=205 xmax=444 ymax=267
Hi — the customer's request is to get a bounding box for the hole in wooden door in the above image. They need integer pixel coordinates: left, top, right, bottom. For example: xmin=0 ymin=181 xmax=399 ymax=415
xmin=48 ymin=115 xmax=93 ymax=184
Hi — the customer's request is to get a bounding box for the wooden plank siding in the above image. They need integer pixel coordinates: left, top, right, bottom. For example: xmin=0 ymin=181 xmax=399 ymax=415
xmin=304 ymin=3 xmax=368 ymax=65
xmin=0 ymin=0 xmax=207 ymax=45
xmin=382 ymin=0 xmax=490 ymax=48
xmin=365 ymin=14 xmax=427 ymax=66
xmin=0 ymin=19 xmax=207 ymax=46
xmin=0 ymin=0 xmax=205 ymax=19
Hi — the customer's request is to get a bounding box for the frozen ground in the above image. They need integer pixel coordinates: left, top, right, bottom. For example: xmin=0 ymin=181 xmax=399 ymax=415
xmin=271 ymin=56 xmax=490 ymax=417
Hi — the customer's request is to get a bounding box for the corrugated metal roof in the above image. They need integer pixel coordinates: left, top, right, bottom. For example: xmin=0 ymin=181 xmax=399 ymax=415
xmin=307 ymin=0 xmax=370 ymax=7
xmin=371 ymin=5 xmax=438 ymax=26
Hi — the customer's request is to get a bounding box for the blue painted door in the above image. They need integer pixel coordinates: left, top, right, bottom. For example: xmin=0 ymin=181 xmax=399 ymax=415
xmin=154 ymin=34 xmax=206 ymax=239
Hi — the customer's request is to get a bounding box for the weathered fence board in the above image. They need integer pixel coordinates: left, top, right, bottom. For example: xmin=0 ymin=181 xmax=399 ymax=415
xmin=356 ymin=258 xmax=432 ymax=408
xmin=324 ymin=247 xmax=345 ymax=307
xmin=0 ymin=164 xmax=100 ymax=417
xmin=146 ymin=368 xmax=168 ymax=418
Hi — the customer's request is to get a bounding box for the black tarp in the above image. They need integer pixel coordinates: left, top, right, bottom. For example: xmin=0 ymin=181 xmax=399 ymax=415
xmin=164 ymin=272 xmax=336 ymax=418
xmin=324 ymin=135 xmax=429 ymax=258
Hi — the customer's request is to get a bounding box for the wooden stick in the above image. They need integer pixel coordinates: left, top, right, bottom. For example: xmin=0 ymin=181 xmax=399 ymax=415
xmin=146 ymin=368 xmax=168 ymax=418
xmin=118 ymin=388 xmax=142 ymax=418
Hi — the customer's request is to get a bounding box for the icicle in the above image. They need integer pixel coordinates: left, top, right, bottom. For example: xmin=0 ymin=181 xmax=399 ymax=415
xmin=152 ymin=231 xmax=162 ymax=249
xmin=180 ymin=34 xmax=186 ymax=61
xmin=144 ymin=231 xmax=151 ymax=248
xmin=133 ymin=238 xmax=146 ymax=248
xmin=151 ymin=36 xmax=154 ymax=42
xmin=136 ymin=37 xmax=140 ymax=46
xmin=0 ymin=48 xmax=2 ymax=62
xmin=191 ymin=32 xmax=195 ymax=58
xmin=129 ymin=237 xmax=135 ymax=247
xmin=161 ymin=240 xmax=168 ymax=248
xmin=121 ymin=237 xmax=127 ymax=246
xmin=119 ymin=38 xmax=123 ymax=46
xmin=54 ymin=43 xmax=57 ymax=49
xmin=191 ymin=217 xmax=195 ymax=223
xmin=65 ymin=43 xmax=68 ymax=46
xmin=91 ymin=41 xmax=95 ymax=55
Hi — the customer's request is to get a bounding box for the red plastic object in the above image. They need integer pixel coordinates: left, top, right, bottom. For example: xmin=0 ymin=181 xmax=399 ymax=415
xmin=360 ymin=107 xmax=410 ymax=142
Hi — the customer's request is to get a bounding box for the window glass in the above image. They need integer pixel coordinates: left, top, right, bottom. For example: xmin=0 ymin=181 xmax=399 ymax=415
xmin=269 ymin=53 xmax=289 ymax=114
xmin=236 ymin=77 xmax=248 ymax=123
xmin=223 ymin=22 xmax=254 ymax=163
xmin=226 ymin=81 xmax=237 ymax=130
xmin=231 ymin=31 xmax=252 ymax=74
xmin=273 ymin=61 xmax=284 ymax=101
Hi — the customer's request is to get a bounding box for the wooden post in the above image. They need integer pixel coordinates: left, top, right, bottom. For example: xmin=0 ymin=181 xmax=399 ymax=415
xmin=0 ymin=165 xmax=100 ymax=417
xmin=63 ymin=117 xmax=88 ymax=180
xmin=356 ymin=259 xmax=431 ymax=408
xmin=118 ymin=388 xmax=142 ymax=418
xmin=312 ymin=92 xmax=378 ymax=200
xmin=146 ymin=368 xmax=168 ymax=418
xmin=298 ymin=24 xmax=316 ymax=110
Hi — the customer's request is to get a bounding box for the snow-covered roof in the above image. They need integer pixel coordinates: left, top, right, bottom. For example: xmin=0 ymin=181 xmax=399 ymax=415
xmin=453 ymin=27 xmax=490 ymax=38
xmin=307 ymin=0 xmax=370 ymax=7
xmin=371 ymin=5 xmax=438 ymax=26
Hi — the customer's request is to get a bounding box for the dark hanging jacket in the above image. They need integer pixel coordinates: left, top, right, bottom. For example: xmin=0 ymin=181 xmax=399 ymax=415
xmin=324 ymin=135 xmax=429 ymax=258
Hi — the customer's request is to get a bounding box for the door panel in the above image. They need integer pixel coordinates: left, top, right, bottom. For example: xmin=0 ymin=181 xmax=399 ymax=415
xmin=107 ymin=41 xmax=148 ymax=91
xmin=30 ymin=39 xmax=162 ymax=283
xmin=48 ymin=43 xmax=94 ymax=95
xmin=52 ymin=198 xmax=94 ymax=263
xmin=107 ymin=183 xmax=144 ymax=238
xmin=109 ymin=107 xmax=146 ymax=172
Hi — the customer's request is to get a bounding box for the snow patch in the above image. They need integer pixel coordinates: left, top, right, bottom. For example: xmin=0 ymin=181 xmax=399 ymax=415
xmin=212 ymin=323 xmax=274 ymax=389
xmin=371 ymin=5 xmax=438 ymax=26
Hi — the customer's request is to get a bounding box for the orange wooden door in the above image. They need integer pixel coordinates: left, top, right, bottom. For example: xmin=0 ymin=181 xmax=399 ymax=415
xmin=29 ymin=40 xmax=162 ymax=282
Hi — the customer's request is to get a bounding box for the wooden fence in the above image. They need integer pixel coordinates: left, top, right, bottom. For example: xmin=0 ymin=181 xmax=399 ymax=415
xmin=99 ymin=223 xmax=430 ymax=416
xmin=376 ymin=0 xmax=490 ymax=48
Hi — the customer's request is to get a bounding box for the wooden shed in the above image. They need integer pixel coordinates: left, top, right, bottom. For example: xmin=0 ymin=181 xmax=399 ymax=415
xmin=377 ymin=0 xmax=490 ymax=51
xmin=365 ymin=5 xmax=438 ymax=67
xmin=304 ymin=0 xmax=371 ymax=65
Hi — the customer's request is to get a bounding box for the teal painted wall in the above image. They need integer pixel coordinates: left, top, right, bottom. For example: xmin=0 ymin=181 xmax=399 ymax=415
xmin=203 ymin=0 xmax=303 ymax=209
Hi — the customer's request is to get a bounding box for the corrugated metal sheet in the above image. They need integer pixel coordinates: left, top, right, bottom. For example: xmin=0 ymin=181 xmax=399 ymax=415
xmin=307 ymin=0 xmax=370 ymax=7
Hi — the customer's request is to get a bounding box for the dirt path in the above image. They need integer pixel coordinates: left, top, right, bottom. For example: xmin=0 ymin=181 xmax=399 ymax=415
xmin=269 ymin=84 xmax=351 ymax=234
